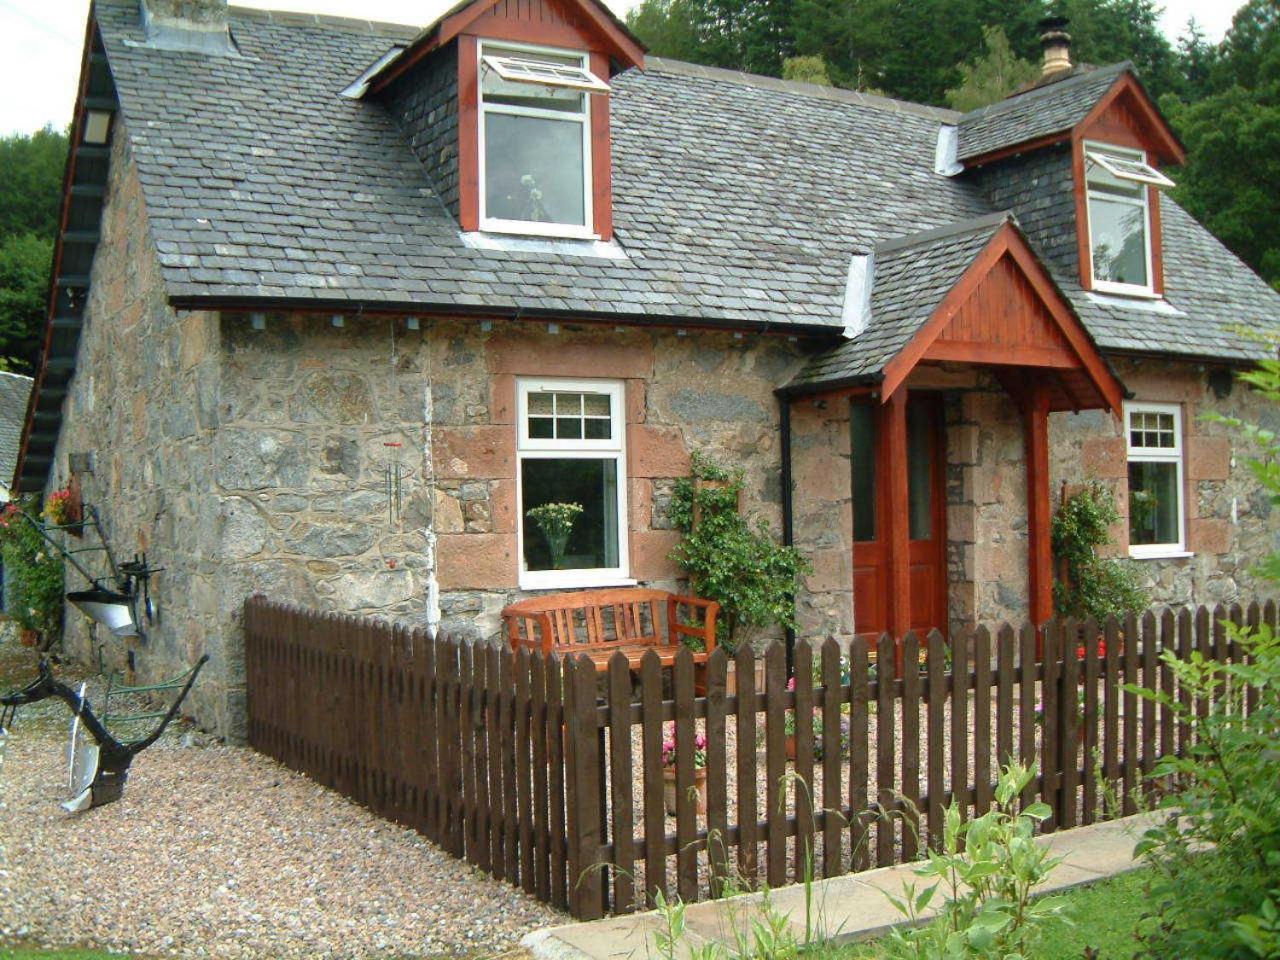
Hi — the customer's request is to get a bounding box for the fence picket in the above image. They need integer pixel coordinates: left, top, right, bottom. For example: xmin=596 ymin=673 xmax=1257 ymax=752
xmin=901 ymin=632 xmax=921 ymax=859
xmin=674 ymin=647 xmax=698 ymax=904
xmin=547 ymin=655 xmax=568 ymax=911
xmin=876 ymin=633 xmax=895 ymax=867
xmin=531 ymin=651 xmax=550 ymax=902
xmin=705 ymin=648 xmax=729 ymax=897
xmin=735 ymin=645 xmax=759 ymax=887
xmin=1019 ymin=623 xmax=1037 ymax=812
xmin=973 ymin=626 xmax=992 ymax=815
xmin=793 ymin=642 xmax=815 ymax=884
xmin=849 ymin=636 xmax=870 ymax=873
xmin=640 ymin=650 xmax=666 ymax=907
xmin=1122 ymin=613 xmax=1139 ymax=816
xmin=1082 ymin=617 xmax=1099 ymax=825
xmin=820 ymin=638 xmax=843 ymax=879
xmin=764 ymin=642 xmax=787 ymax=889
xmin=926 ymin=630 xmax=945 ymax=849
xmin=951 ymin=627 xmax=971 ymax=824
xmin=1059 ymin=620 xmax=1079 ymax=830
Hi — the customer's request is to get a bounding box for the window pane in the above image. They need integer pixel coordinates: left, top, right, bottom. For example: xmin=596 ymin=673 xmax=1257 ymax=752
xmin=584 ymin=418 xmax=610 ymax=439
xmin=553 ymin=392 xmax=582 ymax=415
xmin=850 ymin=404 xmax=876 ymax=542
xmin=1129 ymin=461 xmax=1180 ymax=545
xmin=522 ymin=457 xmax=619 ymax=571
xmin=1089 ymin=195 xmax=1148 ymax=287
xmin=529 ymin=417 xmax=554 ymax=439
xmin=583 ymin=394 xmax=610 ymax=416
xmin=555 ymin=417 xmax=583 ymax=439
xmin=484 ymin=112 xmax=585 ymax=226
xmin=482 ymin=51 xmax=588 ymax=113
xmin=907 ymin=403 xmax=934 ymax=541
xmin=529 ymin=393 xmax=553 ymax=415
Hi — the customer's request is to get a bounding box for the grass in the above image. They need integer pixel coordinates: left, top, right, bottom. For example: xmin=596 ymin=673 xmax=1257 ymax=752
xmin=835 ymin=867 xmax=1153 ymax=959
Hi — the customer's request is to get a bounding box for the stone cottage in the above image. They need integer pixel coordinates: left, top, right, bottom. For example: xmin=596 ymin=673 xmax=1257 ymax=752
xmin=16 ymin=0 xmax=1280 ymax=736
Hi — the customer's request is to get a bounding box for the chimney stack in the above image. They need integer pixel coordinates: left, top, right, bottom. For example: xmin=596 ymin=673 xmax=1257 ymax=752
xmin=1038 ymin=16 xmax=1072 ymax=80
xmin=140 ymin=0 xmax=233 ymax=54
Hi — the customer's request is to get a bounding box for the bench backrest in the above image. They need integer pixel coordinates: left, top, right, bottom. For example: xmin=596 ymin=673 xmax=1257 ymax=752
xmin=503 ymin=588 xmax=672 ymax=653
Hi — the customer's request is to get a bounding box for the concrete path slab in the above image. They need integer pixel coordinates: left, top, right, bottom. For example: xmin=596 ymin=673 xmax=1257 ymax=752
xmin=525 ymin=812 xmax=1161 ymax=960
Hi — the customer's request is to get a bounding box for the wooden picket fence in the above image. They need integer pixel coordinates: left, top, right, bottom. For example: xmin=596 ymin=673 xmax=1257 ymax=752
xmin=243 ymin=595 xmax=1272 ymax=920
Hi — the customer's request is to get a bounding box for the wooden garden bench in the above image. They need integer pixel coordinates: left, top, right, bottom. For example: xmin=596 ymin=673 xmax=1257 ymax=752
xmin=502 ymin=588 xmax=719 ymax=673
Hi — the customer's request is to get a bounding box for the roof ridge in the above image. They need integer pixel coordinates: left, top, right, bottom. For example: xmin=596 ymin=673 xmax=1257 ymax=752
xmin=875 ymin=211 xmax=1013 ymax=255
xmin=645 ymin=57 xmax=960 ymax=123
xmin=227 ymin=4 xmax=421 ymax=38
xmin=958 ymin=60 xmax=1131 ymax=125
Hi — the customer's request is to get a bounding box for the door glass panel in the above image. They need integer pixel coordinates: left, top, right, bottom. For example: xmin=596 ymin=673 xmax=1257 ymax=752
xmin=850 ymin=404 xmax=877 ymax=542
xmin=907 ymin=403 xmax=934 ymax=541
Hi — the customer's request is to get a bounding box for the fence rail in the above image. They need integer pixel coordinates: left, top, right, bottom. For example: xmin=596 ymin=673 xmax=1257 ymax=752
xmin=243 ymin=596 xmax=1272 ymax=919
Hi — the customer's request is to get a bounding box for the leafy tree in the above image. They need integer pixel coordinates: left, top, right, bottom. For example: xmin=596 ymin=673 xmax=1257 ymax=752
xmin=0 ymin=127 xmax=68 ymax=239
xmin=0 ymin=233 xmax=52 ymax=371
xmin=782 ymin=54 xmax=832 ymax=86
xmin=946 ymin=25 xmax=1040 ymax=111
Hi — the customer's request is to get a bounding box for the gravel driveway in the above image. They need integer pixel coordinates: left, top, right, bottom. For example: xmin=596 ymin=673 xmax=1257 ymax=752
xmin=0 ymin=643 xmax=562 ymax=959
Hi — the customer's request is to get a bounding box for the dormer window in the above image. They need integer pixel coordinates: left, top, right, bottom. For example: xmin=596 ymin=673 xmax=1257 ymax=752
xmin=478 ymin=42 xmax=607 ymax=239
xmin=1084 ymin=143 xmax=1174 ymax=296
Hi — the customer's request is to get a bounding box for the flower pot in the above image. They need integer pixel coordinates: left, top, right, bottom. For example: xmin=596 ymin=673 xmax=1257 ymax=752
xmin=724 ymin=660 xmax=765 ymax=695
xmin=19 ymin=628 xmax=37 ymax=648
xmin=784 ymin=734 xmax=797 ymax=762
xmin=663 ymin=767 xmax=707 ymax=816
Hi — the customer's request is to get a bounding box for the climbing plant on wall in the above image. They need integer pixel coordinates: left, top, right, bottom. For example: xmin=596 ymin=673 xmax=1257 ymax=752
xmin=1051 ymin=482 xmax=1149 ymax=623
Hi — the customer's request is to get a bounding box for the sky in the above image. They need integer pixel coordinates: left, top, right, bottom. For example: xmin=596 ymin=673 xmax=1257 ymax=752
xmin=0 ymin=0 xmax=1245 ymax=136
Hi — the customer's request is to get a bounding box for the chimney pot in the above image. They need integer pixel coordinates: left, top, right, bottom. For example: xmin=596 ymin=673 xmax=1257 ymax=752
xmin=1038 ymin=15 xmax=1072 ymax=79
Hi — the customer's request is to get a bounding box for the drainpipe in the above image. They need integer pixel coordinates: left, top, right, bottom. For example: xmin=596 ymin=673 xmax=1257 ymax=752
xmin=780 ymin=396 xmax=796 ymax=677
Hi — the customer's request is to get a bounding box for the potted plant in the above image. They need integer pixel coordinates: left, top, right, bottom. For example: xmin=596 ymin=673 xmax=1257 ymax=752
xmin=525 ymin=501 xmax=583 ymax=570
xmin=43 ymin=480 xmax=83 ymax=534
xmin=661 ymin=729 xmax=708 ymax=816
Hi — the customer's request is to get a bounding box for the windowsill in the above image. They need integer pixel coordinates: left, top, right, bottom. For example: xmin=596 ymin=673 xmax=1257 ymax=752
xmin=1128 ymin=548 xmax=1195 ymax=560
xmin=518 ymin=574 xmax=638 ymax=592
xmin=1089 ymin=281 xmax=1162 ymax=300
xmin=479 ymin=219 xmax=598 ymax=241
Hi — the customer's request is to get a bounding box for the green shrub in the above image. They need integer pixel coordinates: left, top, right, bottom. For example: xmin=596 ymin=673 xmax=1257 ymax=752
xmin=0 ymin=497 xmax=64 ymax=645
xmin=1051 ymin=482 xmax=1148 ymax=623
xmin=669 ymin=452 xmax=811 ymax=654
xmin=877 ymin=762 xmax=1071 ymax=959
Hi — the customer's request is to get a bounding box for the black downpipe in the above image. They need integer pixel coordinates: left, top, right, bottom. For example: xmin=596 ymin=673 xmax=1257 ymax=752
xmin=780 ymin=397 xmax=796 ymax=678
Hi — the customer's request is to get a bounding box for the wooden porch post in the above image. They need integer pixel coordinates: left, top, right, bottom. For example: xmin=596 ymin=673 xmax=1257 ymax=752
xmin=1025 ymin=383 xmax=1053 ymax=629
xmin=884 ymin=389 xmax=911 ymax=675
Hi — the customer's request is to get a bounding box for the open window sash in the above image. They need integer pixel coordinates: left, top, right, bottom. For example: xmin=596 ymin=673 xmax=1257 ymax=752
xmin=1086 ymin=150 xmax=1175 ymax=188
xmin=481 ymin=54 xmax=609 ymax=94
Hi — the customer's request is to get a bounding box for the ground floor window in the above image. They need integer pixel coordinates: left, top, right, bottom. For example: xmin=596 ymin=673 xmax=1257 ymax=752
xmin=1125 ymin=401 xmax=1185 ymax=557
xmin=517 ymin=378 xmax=628 ymax=588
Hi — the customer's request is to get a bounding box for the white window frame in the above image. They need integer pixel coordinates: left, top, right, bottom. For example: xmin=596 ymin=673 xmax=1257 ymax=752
xmin=1125 ymin=401 xmax=1188 ymax=559
xmin=1084 ymin=141 xmax=1159 ymax=298
xmin=516 ymin=377 xmax=631 ymax=590
xmin=478 ymin=39 xmax=597 ymax=241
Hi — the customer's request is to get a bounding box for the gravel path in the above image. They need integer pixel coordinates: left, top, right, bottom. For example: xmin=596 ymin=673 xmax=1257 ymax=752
xmin=0 ymin=643 xmax=562 ymax=959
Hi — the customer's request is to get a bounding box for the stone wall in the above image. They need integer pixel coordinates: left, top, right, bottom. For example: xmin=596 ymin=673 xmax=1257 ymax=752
xmin=1050 ymin=356 xmax=1280 ymax=608
xmin=789 ymin=395 xmax=853 ymax=640
xmin=51 ymin=120 xmax=228 ymax=730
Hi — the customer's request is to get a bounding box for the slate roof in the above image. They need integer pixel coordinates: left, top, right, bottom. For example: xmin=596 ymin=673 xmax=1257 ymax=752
xmin=94 ymin=0 xmax=987 ymax=331
xmin=88 ymin=0 xmax=1280 ymax=375
xmin=787 ymin=213 xmax=1011 ymax=390
xmin=0 ymin=373 xmax=34 ymax=492
xmin=955 ymin=63 xmax=1129 ymax=162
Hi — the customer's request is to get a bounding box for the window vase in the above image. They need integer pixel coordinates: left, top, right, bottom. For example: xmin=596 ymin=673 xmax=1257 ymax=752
xmin=662 ymin=766 xmax=707 ymax=816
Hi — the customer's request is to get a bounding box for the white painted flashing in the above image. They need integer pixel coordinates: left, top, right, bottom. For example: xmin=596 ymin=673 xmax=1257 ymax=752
xmin=842 ymin=253 xmax=874 ymax=339
xmin=1085 ymin=291 xmax=1184 ymax=315
xmin=341 ymin=46 xmax=407 ymax=99
xmin=934 ymin=124 xmax=963 ymax=177
xmin=460 ymin=231 xmax=629 ymax=260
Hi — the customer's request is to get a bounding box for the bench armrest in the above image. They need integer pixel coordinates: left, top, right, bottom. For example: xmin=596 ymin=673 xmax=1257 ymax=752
xmin=666 ymin=594 xmax=720 ymax=654
xmin=504 ymin=611 xmax=555 ymax=655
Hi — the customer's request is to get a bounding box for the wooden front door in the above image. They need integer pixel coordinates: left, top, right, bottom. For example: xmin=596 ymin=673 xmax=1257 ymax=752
xmin=851 ymin=394 xmax=948 ymax=637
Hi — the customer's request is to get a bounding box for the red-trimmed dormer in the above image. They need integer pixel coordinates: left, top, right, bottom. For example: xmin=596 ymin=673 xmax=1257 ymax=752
xmin=955 ymin=20 xmax=1184 ymax=299
xmin=362 ymin=0 xmax=644 ymax=242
